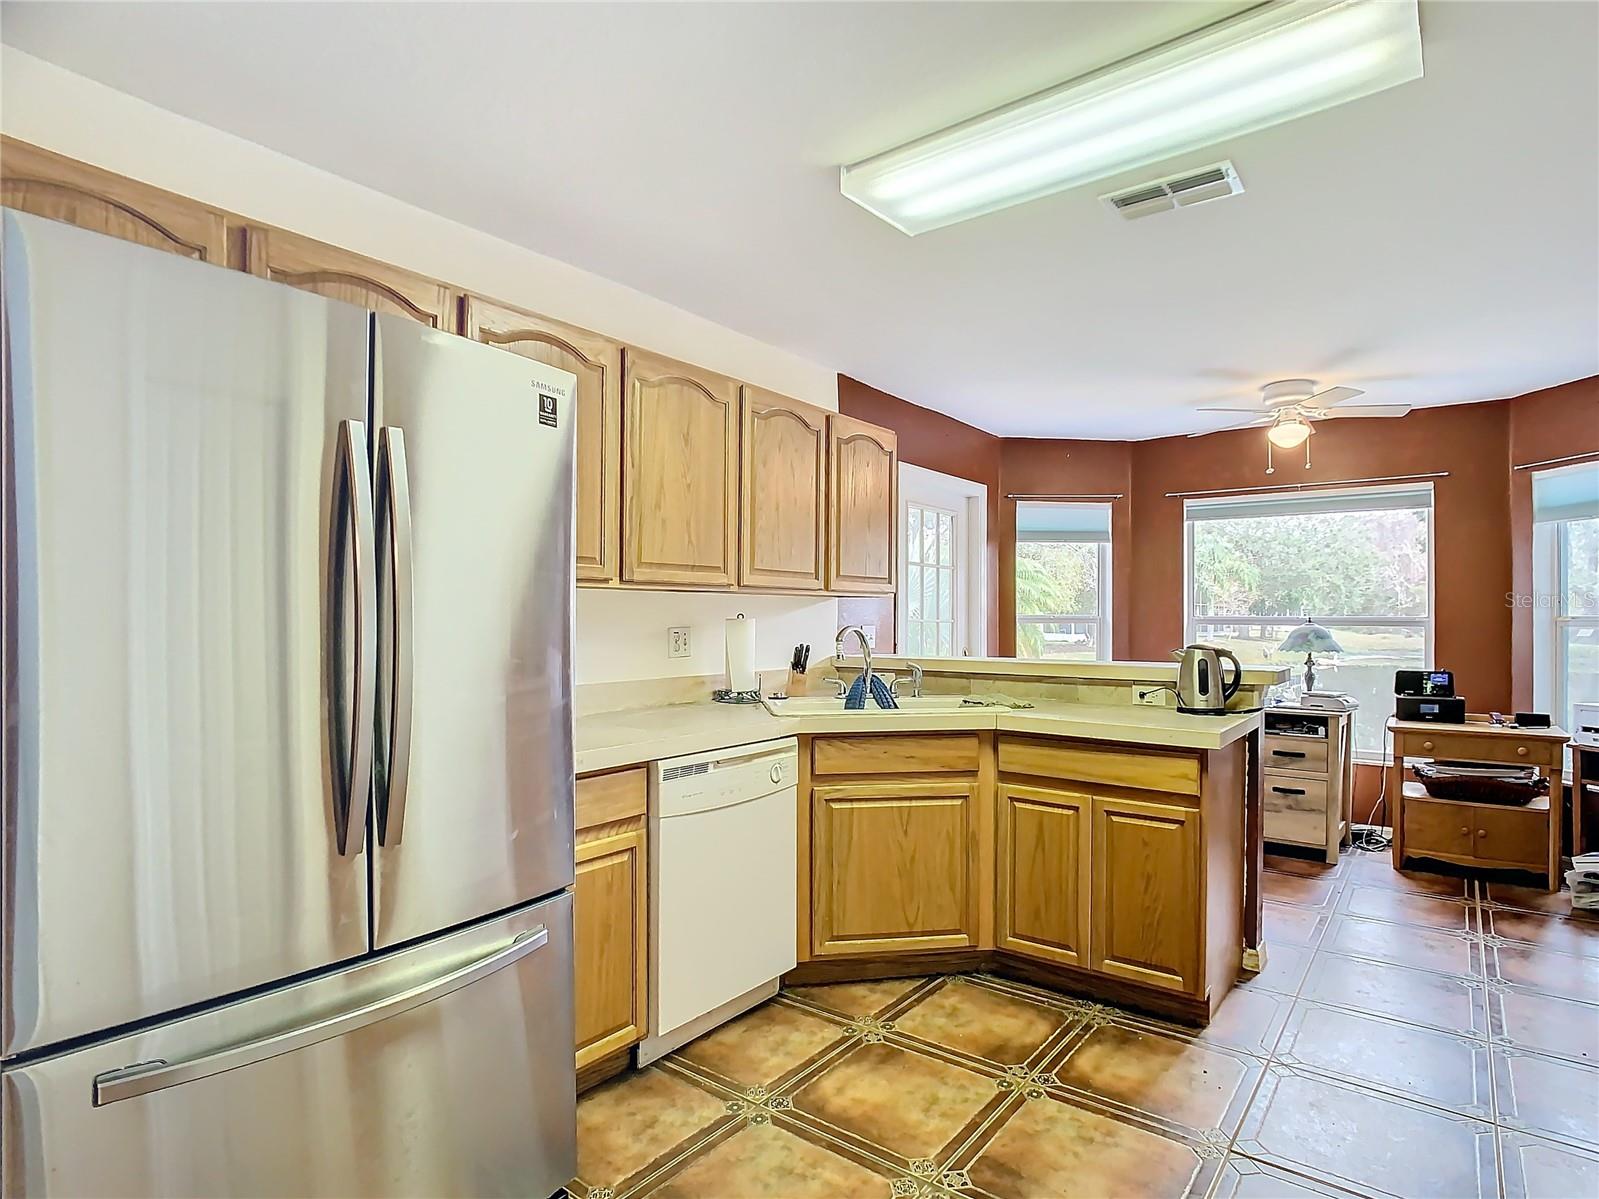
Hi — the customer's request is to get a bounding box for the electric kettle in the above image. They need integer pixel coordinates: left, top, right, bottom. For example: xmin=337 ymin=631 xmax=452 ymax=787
xmin=1171 ymin=644 xmax=1243 ymax=714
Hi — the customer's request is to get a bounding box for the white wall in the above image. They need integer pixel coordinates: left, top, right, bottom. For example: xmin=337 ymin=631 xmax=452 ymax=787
xmin=576 ymin=591 xmax=838 ymax=687
xmin=1 ymin=48 xmax=842 ymax=684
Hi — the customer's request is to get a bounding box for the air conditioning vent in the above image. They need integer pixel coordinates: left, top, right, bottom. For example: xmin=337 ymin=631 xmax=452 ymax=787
xmin=1101 ymin=161 xmax=1243 ymax=220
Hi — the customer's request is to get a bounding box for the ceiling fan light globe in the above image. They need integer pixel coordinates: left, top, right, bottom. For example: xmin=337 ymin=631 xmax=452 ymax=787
xmin=1266 ymin=417 xmax=1312 ymax=449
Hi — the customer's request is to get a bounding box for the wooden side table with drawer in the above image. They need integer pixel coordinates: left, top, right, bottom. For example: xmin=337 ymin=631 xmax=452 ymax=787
xmin=1262 ymin=705 xmax=1357 ymax=863
xmin=1387 ymin=716 xmax=1570 ymax=891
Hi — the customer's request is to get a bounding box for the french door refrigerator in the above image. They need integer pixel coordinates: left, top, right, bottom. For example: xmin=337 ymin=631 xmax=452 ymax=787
xmin=0 ymin=210 xmax=578 ymax=1198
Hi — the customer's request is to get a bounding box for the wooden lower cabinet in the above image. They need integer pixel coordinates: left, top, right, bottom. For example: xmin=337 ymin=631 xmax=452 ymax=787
xmin=1089 ymin=795 xmax=1202 ymax=995
xmin=574 ymin=769 xmax=649 ymax=1070
xmin=811 ymin=780 xmax=977 ymax=956
xmin=997 ymin=783 xmax=1091 ymax=969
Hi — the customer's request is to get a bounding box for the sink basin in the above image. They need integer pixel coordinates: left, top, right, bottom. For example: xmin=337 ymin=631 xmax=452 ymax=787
xmin=763 ymin=695 xmax=990 ymax=716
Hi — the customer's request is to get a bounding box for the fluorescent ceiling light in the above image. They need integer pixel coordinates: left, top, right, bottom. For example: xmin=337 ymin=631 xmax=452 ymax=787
xmin=840 ymin=0 xmax=1423 ymax=235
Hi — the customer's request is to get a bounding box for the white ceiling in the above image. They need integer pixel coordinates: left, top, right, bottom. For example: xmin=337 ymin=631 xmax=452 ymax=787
xmin=3 ymin=1 xmax=1596 ymax=438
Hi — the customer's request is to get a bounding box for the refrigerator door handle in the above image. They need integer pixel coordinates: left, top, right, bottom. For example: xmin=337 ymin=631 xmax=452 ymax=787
xmin=92 ymin=926 xmax=549 ymax=1107
xmin=376 ymin=425 xmax=415 ymax=847
xmin=331 ymin=419 xmax=377 ymax=856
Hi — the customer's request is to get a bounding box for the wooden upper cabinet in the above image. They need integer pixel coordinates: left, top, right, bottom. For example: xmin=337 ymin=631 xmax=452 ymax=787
xmin=1090 ymin=795 xmax=1202 ymax=995
xmin=997 ymin=783 xmax=1091 ymax=969
xmin=828 ymin=414 xmax=898 ymax=594
xmin=740 ymin=386 xmax=827 ymax=591
xmin=233 ymin=224 xmax=457 ymax=331
xmin=0 ymin=137 xmax=228 ymax=264
xmin=463 ymin=297 xmax=622 ymax=583
xmin=622 ymin=349 xmax=739 ymax=587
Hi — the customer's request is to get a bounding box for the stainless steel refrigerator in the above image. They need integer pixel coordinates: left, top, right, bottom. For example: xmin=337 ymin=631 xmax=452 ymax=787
xmin=0 ymin=210 xmax=579 ymax=1198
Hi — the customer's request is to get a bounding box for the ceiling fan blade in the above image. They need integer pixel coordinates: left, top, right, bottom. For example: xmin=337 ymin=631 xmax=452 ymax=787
xmin=1301 ymin=385 xmax=1365 ymax=410
xmin=1197 ymin=406 xmax=1271 ymax=414
xmin=1187 ymin=418 xmax=1271 ymax=437
xmin=1315 ymin=404 xmax=1411 ymax=419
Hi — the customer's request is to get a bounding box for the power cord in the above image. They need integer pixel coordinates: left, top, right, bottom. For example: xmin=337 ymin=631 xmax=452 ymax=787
xmin=1351 ymin=723 xmax=1394 ymax=853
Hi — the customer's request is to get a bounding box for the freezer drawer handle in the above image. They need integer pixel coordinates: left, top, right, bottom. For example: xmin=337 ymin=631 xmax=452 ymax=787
xmin=91 ymin=926 xmax=548 ymax=1107
xmin=330 ymin=419 xmax=377 ymax=856
xmin=375 ymin=426 xmax=415 ymax=847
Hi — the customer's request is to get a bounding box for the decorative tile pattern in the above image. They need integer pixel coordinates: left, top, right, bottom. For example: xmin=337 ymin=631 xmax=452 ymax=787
xmin=1047 ymin=1019 xmax=1264 ymax=1139
xmin=573 ymin=848 xmax=1598 ymax=1199
xmin=889 ymin=977 xmax=1072 ymax=1067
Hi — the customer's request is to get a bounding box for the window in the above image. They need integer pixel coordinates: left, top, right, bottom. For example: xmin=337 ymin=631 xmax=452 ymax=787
xmin=904 ymin=501 xmax=958 ymax=656
xmin=1185 ymin=484 xmax=1434 ymax=759
xmin=1532 ymin=462 xmax=1599 ymax=747
xmin=899 ymin=464 xmax=988 ymax=657
xmin=1016 ymin=502 xmax=1112 ymax=661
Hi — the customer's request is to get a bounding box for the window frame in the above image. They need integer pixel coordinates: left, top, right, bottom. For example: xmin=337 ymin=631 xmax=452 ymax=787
xmin=1014 ymin=502 xmax=1113 ymax=662
xmin=897 ymin=463 xmax=988 ymax=657
xmin=1182 ymin=482 xmax=1436 ymax=765
xmin=1533 ymin=508 xmax=1599 ymax=762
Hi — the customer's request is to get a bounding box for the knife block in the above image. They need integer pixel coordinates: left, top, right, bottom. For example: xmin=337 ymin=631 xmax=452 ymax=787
xmin=786 ymin=669 xmax=811 ymax=697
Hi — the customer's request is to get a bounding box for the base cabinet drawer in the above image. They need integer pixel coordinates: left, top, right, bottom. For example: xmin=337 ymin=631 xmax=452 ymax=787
xmin=1263 ymin=772 xmax=1330 ymax=847
xmin=1264 ymin=734 xmax=1329 ymax=774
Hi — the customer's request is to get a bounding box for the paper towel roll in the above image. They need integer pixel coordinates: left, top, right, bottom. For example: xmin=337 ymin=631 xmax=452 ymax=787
xmin=725 ymin=614 xmax=756 ymax=692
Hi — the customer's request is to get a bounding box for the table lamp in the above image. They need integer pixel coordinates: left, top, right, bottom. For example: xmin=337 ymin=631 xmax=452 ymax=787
xmin=1278 ymin=619 xmax=1343 ymax=692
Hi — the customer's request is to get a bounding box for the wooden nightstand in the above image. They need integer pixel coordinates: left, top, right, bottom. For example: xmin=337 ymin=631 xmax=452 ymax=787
xmin=1387 ymin=716 xmax=1570 ymax=891
xmin=1262 ymin=705 xmax=1357 ymax=863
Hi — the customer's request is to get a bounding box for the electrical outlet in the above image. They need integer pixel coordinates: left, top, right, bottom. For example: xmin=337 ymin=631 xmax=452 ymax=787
xmin=1135 ymin=684 xmax=1171 ymax=706
xmin=668 ymin=627 xmax=691 ymax=659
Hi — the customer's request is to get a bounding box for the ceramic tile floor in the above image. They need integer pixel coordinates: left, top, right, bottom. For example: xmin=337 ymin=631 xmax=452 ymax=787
xmin=570 ymin=849 xmax=1599 ymax=1198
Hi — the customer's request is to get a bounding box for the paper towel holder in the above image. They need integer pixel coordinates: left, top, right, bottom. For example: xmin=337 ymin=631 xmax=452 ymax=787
xmin=713 ymin=613 xmax=762 ymax=705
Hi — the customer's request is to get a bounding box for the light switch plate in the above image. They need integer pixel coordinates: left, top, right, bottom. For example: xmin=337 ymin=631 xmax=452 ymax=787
xmin=668 ymin=627 xmax=691 ymax=659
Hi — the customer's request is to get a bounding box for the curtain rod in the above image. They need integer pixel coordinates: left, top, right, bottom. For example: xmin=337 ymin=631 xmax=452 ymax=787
xmin=1006 ymin=493 xmax=1124 ymax=501
xmin=1165 ymin=472 xmax=1448 ymax=500
xmin=1513 ymin=451 xmax=1599 ymax=471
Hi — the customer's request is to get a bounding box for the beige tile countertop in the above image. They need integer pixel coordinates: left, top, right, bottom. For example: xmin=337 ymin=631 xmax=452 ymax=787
xmin=574 ymin=697 xmax=1262 ymax=775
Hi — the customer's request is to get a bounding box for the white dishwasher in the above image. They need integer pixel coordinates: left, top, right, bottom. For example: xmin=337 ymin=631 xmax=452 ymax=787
xmin=638 ymin=737 xmax=798 ymax=1065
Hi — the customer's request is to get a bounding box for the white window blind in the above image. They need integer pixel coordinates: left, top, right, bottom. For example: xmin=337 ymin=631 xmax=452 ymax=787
xmin=1531 ymin=462 xmax=1598 ymax=750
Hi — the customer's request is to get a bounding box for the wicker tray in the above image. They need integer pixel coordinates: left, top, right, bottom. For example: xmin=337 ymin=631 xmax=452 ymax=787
xmin=1411 ymin=762 xmax=1548 ymax=806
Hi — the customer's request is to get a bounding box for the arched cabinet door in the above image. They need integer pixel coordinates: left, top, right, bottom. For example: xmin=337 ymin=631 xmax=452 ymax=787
xmin=232 ymin=224 xmax=458 ymax=332
xmin=0 ymin=137 xmax=228 ymax=263
xmin=463 ymin=296 xmax=622 ymax=584
xmin=621 ymin=348 xmax=738 ymax=587
xmin=828 ymin=413 xmax=898 ymax=594
xmin=740 ymin=386 xmax=828 ymax=591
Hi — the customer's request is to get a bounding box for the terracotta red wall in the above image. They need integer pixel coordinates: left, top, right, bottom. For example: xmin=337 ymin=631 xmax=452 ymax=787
xmin=836 ymin=375 xmax=1003 ymax=654
xmin=840 ymin=374 xmax=1597 ymax=719
xmin=1130 ymin=399 xmax=1517 ymax=710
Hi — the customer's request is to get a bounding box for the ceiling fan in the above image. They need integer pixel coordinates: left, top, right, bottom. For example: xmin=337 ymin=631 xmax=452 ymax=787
xmin=1191 ymin=379 xmax=1412 ymax=472
xmin=1193 ymin=379 xmax=1411 ymax=444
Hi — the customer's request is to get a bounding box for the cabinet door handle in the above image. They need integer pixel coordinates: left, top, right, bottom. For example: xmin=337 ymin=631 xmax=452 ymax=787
xmin=1516 ymin=746 xmax=1528 ymax=757
xmin=1271 ymin=786 xmax=1306 ymax=796
xmin=1478 ymin=829 xmax=1489 ymax=838
xmin=1422 ymin=741 xmax=1435 ymax=751
xmin=1272 ymin=750 xmax=1307 ymax=759
xmin=1459 ymin=827 xmax=1470 ymax=836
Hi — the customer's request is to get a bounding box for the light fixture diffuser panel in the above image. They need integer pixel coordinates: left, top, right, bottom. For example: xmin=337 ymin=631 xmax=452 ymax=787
xmin=841 ymin=0 xmax=1423 ymax=235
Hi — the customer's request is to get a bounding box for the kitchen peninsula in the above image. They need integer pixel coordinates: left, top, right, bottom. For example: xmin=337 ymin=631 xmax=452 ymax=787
xmin=573 ymin=656 xmax=1287 ymax=1083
